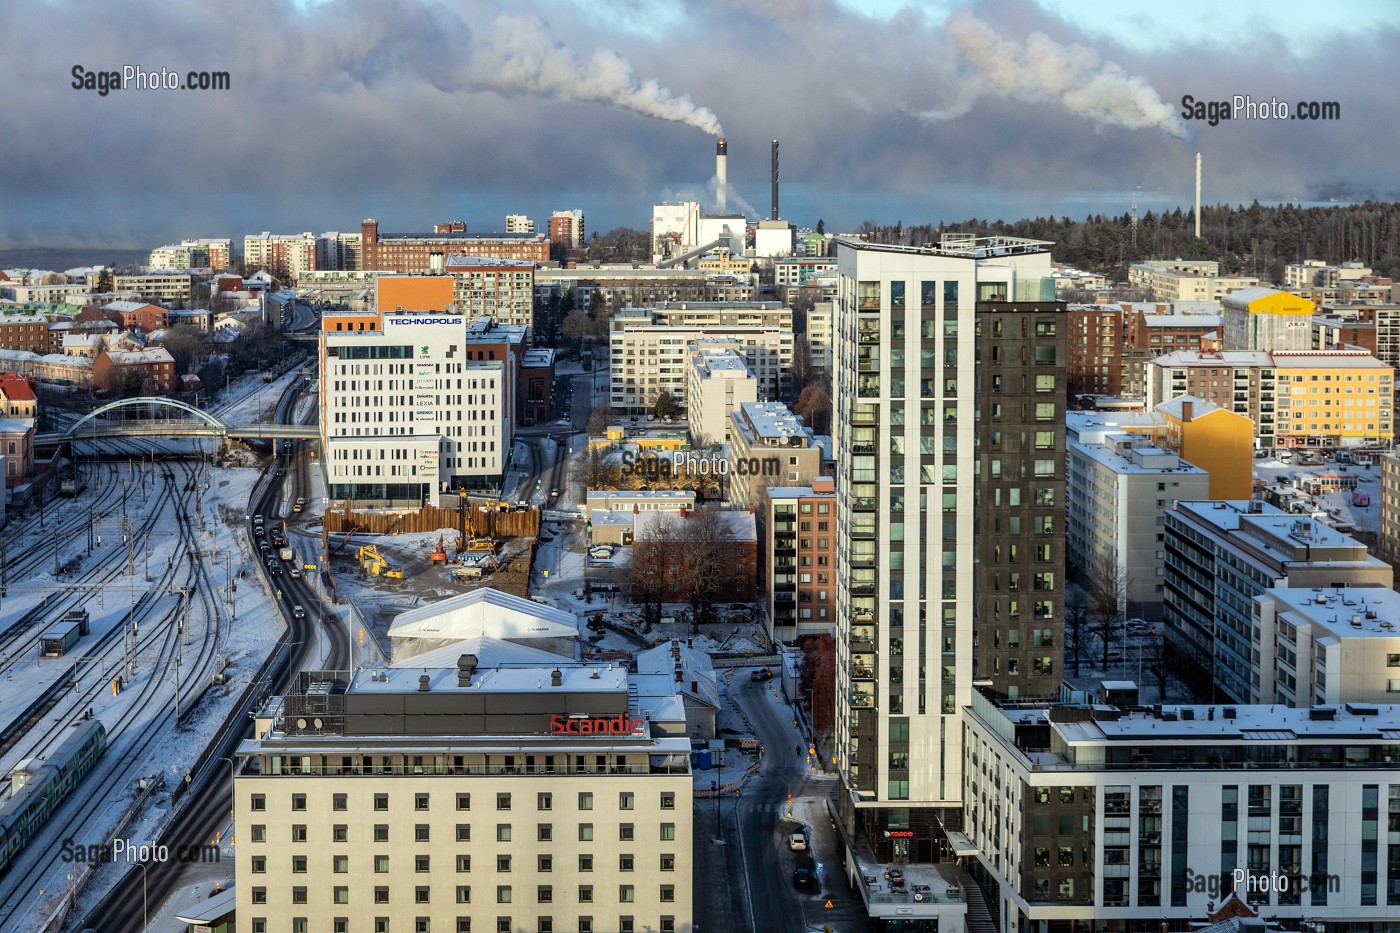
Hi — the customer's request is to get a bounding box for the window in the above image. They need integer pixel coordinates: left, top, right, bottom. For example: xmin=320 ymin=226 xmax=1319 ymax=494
xmin=374 ymin=854 xmax=390 ymax=873
xmin=619 ymin=824 xmax=634 ymax=841
xmin=456 ymin=921 xmax=472 ymax=933
xmin=497 ymin=887 xmax=512 ymax=904
xmin=292 ymin=855 xmax=307 ymax=873
xmin=250 ymin=794 xmax=266 ymax=812
xmin=251 ymin=824 xmax=266 ymax=843
xmin=497 ymin=855 xmax=512 ymax=872
xmin=251 ymin=855 xmax=266 ymax=873
xmin=619 ymin=792 xmax=634 ymax=810
xmin=416 ymin=886 xmax=431 ymax=903
xmin=660 ymin=885 xmax=675 ymax=903
xmin=333 ymin=793 xmax=347 ymax=811
xmin=660 ymin=792 xmax=675 ymax=810
xmin=579 ymin=885 xmax=594 ymax=902
xmin=620 ymin=885 xmax=635 ymax=903
xmin=416 ymin=793 xmax=430 ymax=811
xmin=538 ymin=824 xmax=553 ymax=842
xmin=538 ymin=793 xmax=552 ymax=811
xmin=457 ymin=824 xmax=471 ymax=842
xmin=537 ymin=885 xmax=553 ymax=903
xmin=457 ymin=886 xmax=472 ymax=904
xmin=579 ymin=855 xmax=593 ymax=872
xmin=291 ymin=794 xmax=306 ymax=811
xmin=334 ymin=887 xmax=349 ymax=904
xmin=334 ymin=854 xmax=348 ymax=873
xmin=291 ymin=825 xmax=307 ymax=842
xmin=456 ymin=793 xmax=471 ymax=811
xmin=416 ymin=824 xmax=430 ymax=842
xmin=620 ymin=919 xmax=635 ymax=933
xmin=578 ymin=792 xmax=593 ymax=810
xmin=374 ymin=887 xmax=389 ymax=904
xmin=538 ymin=855 xmax=553 ymax=873
xmin=620 ymin=855 xmax=634 ymax=871
xmin=497 ymin=824 xmax=512 ymax=842
xmin=375 ymin=825 xmax=389 ymax=843
xmin=660 ymin=823 xmax=676 ymax=841
xmin=416 ymin=855 xmax=431 ymax=873
xmin=497 ymin=793 xmax=511 ymax=810
xmin=374 ymin=793 xmax=388 ymax=811
xmin=579 ymin=824 xmax=593 ymax=841
xmin=457 ymin=855 xmax=472 ymax=873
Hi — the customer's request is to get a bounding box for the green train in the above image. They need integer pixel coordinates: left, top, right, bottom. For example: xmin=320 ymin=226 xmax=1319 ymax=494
xmin=0 ymin=721 xmax=106 ymax=875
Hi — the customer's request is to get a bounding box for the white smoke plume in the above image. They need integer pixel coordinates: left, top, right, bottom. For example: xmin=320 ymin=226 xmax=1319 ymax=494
xmin=468 ymin=14 xmax=723 ymax=136
xmin=938 ymin=11 xmax=1188 ymax=138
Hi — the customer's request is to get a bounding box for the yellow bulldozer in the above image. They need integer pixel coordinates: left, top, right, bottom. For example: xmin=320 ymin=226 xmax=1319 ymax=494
xmin=358 ymin=544 xmax=405 ymax=579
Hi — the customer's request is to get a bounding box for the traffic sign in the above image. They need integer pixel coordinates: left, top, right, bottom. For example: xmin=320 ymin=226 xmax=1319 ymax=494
xmin=824 ymin=899 xmax=834 ymax=909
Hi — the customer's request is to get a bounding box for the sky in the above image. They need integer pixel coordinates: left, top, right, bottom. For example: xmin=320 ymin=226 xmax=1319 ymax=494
xmin=3 ymin=0 xmax=1397 ymax=249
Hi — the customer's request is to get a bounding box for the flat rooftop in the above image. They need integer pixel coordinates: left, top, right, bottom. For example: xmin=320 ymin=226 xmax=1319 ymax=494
xmin=1266 ymin=587 xmax=1400 ymax=640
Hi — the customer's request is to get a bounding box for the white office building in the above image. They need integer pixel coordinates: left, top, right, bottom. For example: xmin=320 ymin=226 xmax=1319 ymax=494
xmin=321 ymin=311 xmax=512 ymax=505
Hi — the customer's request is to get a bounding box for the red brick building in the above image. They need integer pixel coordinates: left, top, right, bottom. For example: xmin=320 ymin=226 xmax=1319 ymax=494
xmin=93 ymin=346 xmax=176 ymax=396
xmin=631 ymin=507 xmax=757 ymax=604
xmin=764 ymin=477 xmax=838 ymax=640
xmin=1121 ymin=305 xmax=1222 ymax=397
xmin=104 ymin=300 xmax=170 ymax=334
xmin=360 ymin=219 xmax=550 ymax=271
xmin=1065 ymin=305 xmax=1123 ymax=397
xmin=0 ymin=311 xmax=54 ymax=354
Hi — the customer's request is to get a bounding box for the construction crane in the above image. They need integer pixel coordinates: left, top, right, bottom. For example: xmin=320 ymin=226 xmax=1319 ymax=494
xmin=454 ymin=491 xmax=503 ymax=555
xmin=358 ymin=545 xmax=404 ymax=579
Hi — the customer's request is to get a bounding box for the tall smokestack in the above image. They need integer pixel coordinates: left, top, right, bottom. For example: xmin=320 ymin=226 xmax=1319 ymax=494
xmin=771 ymin=139 xmax=780 ymax=220
xmin=1194 ymin=152 xmax=1202 ymax=239
xmin=716 ymin=138 xmax=728 ymax=213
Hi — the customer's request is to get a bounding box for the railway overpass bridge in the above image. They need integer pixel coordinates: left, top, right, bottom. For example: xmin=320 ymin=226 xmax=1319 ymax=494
xmin=37 ymin=397 xmax=319 ymax=444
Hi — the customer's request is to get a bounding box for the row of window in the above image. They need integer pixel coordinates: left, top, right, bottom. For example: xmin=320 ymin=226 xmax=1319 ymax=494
xmin=253 ymin=790 xmax=678 ymax=812
xmin=249 ymin=916 xmax=674 ymax=933
xmin=250 ymin=881 xmax=675 ymax=904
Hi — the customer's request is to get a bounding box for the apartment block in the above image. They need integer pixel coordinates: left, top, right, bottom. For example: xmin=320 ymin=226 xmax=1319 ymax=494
xmin=964 ymin=692 xmax=1400 ymax=927
xmin=807 ymin=302 xmax=833 ymax=374
xmin=112 ymin=271 xmax=194 ymax=306
xmin=831 ymin=234 xmax=1063 ymax=920
xmin=549 ymin=210 xmax=585 ymax=258
xmin=444 ymin=256 xmax=536 ymax=332
xmin=244 ymin=232 xmax=318 ymax=278
xmin=1253 ymin=587 xmax=1400 ymax=706
xmin=1285 ymin=260 xmax=1373 ymax=289
xmin=0 ymin=311 xmax=55 ymax=354
xmin=608 ymin=308 xmax=792 ymax=416
xmin=1066 ymin=432 xmax=1210 ymax=620
xmin=765 ymin=477 xmax=838 ymax=640
xmin=1066 ymin=305 xmax=1123 ymax=397
xmin=684 ymin=345 xmax=756 ymax=447
xmin=1121 ymin=307 xmax=1221 ymax=398
xmin=504 ymin=213 xmax=535 ymax=234
xmin=725 ymin=400 xmax=824 ymax=509
xmin=1313 ymin=310 xmax=1377 ymax=353
xmin=534 ymin=267 xmax=754 ymax=317
xmin=1163 ymin=500 xmax=1392 ymax=703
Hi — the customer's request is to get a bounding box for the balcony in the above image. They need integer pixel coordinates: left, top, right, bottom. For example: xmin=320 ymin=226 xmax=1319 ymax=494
xmin=774 ymin=592 xmax=796 ymax=605
xmin=851 ymin=405 xmax=879 ymax=426
xmin=850 ymin=521 xmax=877 ymax=540
xmin=852 ymin=496 xmax=877 ymax=512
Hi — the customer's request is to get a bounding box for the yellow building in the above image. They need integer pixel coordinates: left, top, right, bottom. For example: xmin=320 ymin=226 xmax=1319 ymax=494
xmin=588 ymin=424 xmax=689 ymax=452
xmin=1154 ymin=396 xmax=1255 ymax=499
xmin=1273 ymin=352 xmax=1394 ymax=447
xmin=694 ymin=254 xmax=754 ymax=276
xmin=1222 ymin=286 xmax=1315 ymax=351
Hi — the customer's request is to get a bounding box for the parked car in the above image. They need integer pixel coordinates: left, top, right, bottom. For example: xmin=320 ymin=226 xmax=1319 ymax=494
xmin=589 ymin=545 xmax=613 ymax=560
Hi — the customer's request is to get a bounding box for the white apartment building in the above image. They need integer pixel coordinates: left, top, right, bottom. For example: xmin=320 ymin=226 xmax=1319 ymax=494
xmin=1253 ymin=586 xmax=1400 ymax=706
xmin=684 ymin=345 xmax=756 ymax=447
xmin=775 ymin=256 xmax=838 ymax=290
xmin=320 ymin=311 xmax=511 ymax=505
xmin=110 ymin=272 xmax=194 ymax=305
xmin=1066 ymin=431 xmax=1210 ymax=621
xmin=964 ymin=692 xmax=1400 ymax=929
xmin=807 ymin=302 xmax=833 ymax=374
xmin=505 ymin=214 xmax=535 ymax=234
xmin=726 ymin=400 xmax=824 ymax=510
xmin=831 ymin=235 xmax=1062 ymax=921
xmin=316 ymin=232 xmax=364 ymax=272
xmin=608 ymin=309 xmax=792 ymax=416
xmin=1128 ymin=259 xmax=1220 ymax=287
xmin=1285 ymin=260 xmax=1373 ymax=289
xmin=244 ymin=232 xmax=318 ymax=278
xmin=148 ymin=238 xmax=232 ymax=270
xmin=235 ymin=589 xmax=693 ymax=933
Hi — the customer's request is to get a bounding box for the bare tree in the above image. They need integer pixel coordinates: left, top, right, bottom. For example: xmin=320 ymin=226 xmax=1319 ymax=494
xmin=791 ymin=383 xmax=831 ymax=435
xmin=572 ymin=447 xmax=614 ymax=491
xmin=674 ymin=508 xmax=738 ymax=632
xmin=586 ymin=402 xmax=613 ymax=437
xmin=631 ymin=513 xmax=680 ymax=626
xmin=1140 ymin=633 xmax=1175 ymax=703
xmin=1064 ymin=586 xmax=1089 ymax=679
xmin=650 ymin=389 xmax=681 ymax=420
xmin=1083 ymin=558 xmax=1130 ymax=671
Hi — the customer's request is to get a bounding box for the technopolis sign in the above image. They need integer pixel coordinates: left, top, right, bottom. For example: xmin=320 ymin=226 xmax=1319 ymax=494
xmin=550 ymin=714 xmax=646 ymax=736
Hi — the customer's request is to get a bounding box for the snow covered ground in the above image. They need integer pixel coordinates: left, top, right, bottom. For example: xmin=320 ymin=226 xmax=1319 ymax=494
xmin=1253 ymin=453 xmax=1381 ymax=533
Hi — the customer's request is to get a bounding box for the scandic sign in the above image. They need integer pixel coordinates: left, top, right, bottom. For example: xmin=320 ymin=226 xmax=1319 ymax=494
xmin=550 ymin=714 xmax=646 ymax=736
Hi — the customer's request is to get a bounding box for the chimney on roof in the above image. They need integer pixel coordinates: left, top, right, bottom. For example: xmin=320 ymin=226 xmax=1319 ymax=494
xmin=457 ymin=654 xmax=478 ymax=687
xmin=418 ymin=674 xmax=431 ymax=692
xmin=551 ymin=668 xmax=563 ymax=687
xmin=675 ymin=665 xmax=684 ymax=683
xmin=1182 ymin=400 xmax=1194 ymax=423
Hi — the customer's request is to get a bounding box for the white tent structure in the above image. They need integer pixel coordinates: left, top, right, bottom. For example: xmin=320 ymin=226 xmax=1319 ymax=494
xmin=388 ymin=587 xmax=579 ymax=662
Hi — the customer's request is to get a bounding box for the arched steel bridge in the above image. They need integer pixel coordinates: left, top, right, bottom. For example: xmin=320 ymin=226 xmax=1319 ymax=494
xmin=38 ymin=397 xmax=318 ymax=443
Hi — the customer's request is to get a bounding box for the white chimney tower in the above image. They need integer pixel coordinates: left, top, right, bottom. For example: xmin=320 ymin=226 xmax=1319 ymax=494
xmin=1194 ymin=152 xmax=1202 ymax=239
xmin=716 ymin=138 xmax=728 ymax=213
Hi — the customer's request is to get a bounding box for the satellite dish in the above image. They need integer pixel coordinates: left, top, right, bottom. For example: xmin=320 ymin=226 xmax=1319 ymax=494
xmin=313 ymin=718 xmax=324 ymax=729
xmin=296 ymin=718 xmax=307 ymax=729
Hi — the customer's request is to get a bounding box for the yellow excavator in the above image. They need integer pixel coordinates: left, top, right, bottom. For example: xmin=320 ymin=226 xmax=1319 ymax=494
xmin=358 ymin=544 xmax=405 ymax=579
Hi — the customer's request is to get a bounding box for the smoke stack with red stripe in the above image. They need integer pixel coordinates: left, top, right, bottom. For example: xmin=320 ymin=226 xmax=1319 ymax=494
xmin=716 ymin=138 xmax=728 ymax=212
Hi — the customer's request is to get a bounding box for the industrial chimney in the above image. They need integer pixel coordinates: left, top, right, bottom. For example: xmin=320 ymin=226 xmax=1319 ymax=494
xmin=716 ymin=138 xmax=728 ymax=212
xmin=1194 ymin=152 xmax=1202 ymax=239
xmin=771 ymin=139 xmax=779 ymax=220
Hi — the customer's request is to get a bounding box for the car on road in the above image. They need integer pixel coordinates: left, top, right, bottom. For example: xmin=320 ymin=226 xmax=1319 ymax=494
xmin=294 ymin=497 xmax=306 ymax=512
xmin=289 ymin=568 xmax=303 ymax=579
xmin=550 ymin=487 xmax=560 ymax=497
xmin=253 ymin=514 xmax=264 ymax=526
xmin=793 ymin=854 xmax=816 ymax=890
xmin=275 ymin=468 xmax=285 ymax=478
xmin=750 ymin=667 xmax=774 ymax=682
xmin=292 ymin=605 xmax=306 ymax=619
xmin=789 ymin=830 xmax=808 ymax=852
xmin=254 ymin=525 xmax=265 ymax=537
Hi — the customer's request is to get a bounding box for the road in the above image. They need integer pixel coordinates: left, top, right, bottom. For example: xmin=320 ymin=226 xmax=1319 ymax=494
xmin=699 ymin=674 xmax=868 ymax=933
xmin=78 ymin=378 xmax=346 ymax=933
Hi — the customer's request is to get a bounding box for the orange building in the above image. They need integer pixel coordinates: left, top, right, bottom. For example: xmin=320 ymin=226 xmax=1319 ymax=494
xmin=1155 ymin=396 xmax=1255 ymax=500
xmin=374 ymin=274 xmax=455 ymax=313
xmin=321 ymin=309 xmax=382 ymax=333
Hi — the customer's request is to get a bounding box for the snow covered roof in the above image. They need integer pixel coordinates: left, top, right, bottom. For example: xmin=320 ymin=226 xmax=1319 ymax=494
xmin=1154 ymin=394 xmax=1223 ymax=420
xmin=104 ymin=346 xmax=174 ymax=365
xmin=635 ymin=641 xmax=720 ymax=710
xmin=392 ymin=634 xmax=572 ymax=671
xmin=103 ymin=300 xmax=158 ymax=313
xmin=388 ymin=587 xmax=578 ymax=642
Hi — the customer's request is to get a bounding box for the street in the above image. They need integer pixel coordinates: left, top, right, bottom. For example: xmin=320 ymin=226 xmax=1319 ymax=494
xmin=694 ymin=673 xmax=868 ymax=933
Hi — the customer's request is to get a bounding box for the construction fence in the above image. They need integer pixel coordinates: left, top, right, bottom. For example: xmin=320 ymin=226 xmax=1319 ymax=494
xmin=325 ymin=502 xmax=541 ymax=539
